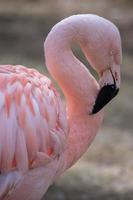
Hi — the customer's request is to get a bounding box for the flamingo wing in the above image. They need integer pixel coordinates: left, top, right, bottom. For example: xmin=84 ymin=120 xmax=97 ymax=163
xmin=0 ymin=65 xmax=68 ymax=199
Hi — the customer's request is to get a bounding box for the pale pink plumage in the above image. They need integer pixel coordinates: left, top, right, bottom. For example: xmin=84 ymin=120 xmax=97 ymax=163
xmin=0 ymin=65 xmax=67 ymax=199
xmin=0 ymin=14 xmax=122 ymax=200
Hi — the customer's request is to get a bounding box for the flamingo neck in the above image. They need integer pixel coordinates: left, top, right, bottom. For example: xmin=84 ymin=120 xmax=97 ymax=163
xmin=45 ymin=15 xmax=100 ymax=114
xmin=44 ymin=15 xmax=104 ymax=170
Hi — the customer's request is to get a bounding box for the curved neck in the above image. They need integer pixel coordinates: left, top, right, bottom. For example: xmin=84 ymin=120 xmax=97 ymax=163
xmin=44 ymin=15 xmax=99 ymax=114
xmin=44 ymin=15 xmax=104 ymax=171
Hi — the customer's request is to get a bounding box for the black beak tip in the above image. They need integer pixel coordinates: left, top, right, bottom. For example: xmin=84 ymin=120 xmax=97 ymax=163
xmin=91 ymin=85 xmax=119 ymax=115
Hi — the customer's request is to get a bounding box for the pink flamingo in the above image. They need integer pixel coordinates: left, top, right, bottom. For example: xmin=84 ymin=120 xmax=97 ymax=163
xmin=0 ymin=14 xmax=121 ymax=200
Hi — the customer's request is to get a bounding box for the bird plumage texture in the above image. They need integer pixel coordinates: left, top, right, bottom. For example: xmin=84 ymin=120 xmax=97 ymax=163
xmin=0 ymin=65 xmax=67 ymax=199
xmin=0 ymin=14 xmax=121 ymax=199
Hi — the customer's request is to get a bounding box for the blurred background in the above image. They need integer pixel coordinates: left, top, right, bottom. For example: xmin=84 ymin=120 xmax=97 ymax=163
xmin=0 ymin=0 xmax=133 ymax=199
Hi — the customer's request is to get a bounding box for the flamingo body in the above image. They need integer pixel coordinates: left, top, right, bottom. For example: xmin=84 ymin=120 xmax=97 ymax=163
xmin=0 ymin=65 xmax=67 ymax=199
xmin=0 ymin=14 xmax=122 ymax=199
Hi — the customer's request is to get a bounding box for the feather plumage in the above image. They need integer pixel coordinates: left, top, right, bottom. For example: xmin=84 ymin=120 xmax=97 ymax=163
xmin=0 ymin=65 xmax=68 ymax=199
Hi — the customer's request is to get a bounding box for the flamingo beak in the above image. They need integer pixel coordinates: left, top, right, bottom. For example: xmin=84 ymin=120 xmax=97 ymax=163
xmin=91 ymin=69 xmax=119 ymax=114
xmin=92 ymin=84 xmax=119 ymax=114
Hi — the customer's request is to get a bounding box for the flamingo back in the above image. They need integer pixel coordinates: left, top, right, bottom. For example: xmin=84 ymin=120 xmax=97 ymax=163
xmin=0 ymin=65 xmax=68 ymax=199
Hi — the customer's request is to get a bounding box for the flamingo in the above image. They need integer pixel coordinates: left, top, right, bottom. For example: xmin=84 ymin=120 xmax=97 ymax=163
xmin=0 ymin=14 xmax=122 ymax=200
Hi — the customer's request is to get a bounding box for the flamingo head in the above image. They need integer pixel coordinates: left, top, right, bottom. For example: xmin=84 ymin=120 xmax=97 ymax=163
xmin=92 ymin=46 xmax=122 ymax=114
xmin=91 ymin=46 xmax=121 ymax=114
xmin=81 ymin=17 xmax=122 ymax=114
